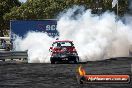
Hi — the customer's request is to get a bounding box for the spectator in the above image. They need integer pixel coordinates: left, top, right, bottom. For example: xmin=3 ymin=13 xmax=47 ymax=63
xmin=6 ymin=44 xmax=10 ymax=51
xmin=0 ymin=30 xmax=4 ymax=45
xmin=2 ymin=40 xmax=6 ymax=49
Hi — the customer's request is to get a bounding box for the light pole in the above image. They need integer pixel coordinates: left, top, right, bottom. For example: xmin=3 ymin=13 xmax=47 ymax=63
xmin=112 ymin=0 xmax=119 ymax=16
xmin=116 ymin=1 xmax=119 ymax=17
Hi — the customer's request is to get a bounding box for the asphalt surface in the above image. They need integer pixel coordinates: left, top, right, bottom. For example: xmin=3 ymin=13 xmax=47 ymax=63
xmin=0 ymin=57 xmax=132 ymax=88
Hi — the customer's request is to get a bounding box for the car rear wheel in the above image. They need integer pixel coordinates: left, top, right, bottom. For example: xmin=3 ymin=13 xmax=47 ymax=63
xmin=51 ymin=60 xmax=55 ymax=64
xmin=74 ymin=57 xmax=79 ymax=64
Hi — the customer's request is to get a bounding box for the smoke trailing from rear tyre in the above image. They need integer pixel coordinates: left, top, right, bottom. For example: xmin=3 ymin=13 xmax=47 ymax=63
xmin=57 ymin=6 xmax=132 ymax=62
xmin=13 ymin=32 xmax=54 ymax=63
xmin=14 ymin=6 xmax=132 ymax=63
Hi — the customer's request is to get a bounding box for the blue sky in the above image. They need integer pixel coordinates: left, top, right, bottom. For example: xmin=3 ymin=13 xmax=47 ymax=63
xmin=19 ymin=0 xmax=27 ymax=3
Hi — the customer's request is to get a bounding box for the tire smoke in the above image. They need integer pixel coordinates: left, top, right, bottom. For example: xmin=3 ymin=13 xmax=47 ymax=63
xmin=57 ymin=6 xmax=132 ymax=61
xmin=14 ymin=6 xmax=132 ymax=63
xmin=14 ymin=32 xmax=54 ymax=63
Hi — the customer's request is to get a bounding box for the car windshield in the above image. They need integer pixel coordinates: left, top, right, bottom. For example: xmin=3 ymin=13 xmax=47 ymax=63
xmin=52 ymin=42 xmax=73 ymax=47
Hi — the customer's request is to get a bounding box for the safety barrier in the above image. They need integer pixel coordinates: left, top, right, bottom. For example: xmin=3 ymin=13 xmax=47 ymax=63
xmin=0 ymin=51 xmax=28 ymax=61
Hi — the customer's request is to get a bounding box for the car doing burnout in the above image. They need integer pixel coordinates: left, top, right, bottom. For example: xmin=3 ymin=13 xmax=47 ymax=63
xmin=49 ymin=40 xmax=79 ymax=64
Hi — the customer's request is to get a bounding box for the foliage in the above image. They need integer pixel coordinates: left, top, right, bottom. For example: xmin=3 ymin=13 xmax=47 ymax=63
xmin=0 ymin=0 xmax=129 ymax=33
xmin=0 ymin=0 xmax=21 ymax=35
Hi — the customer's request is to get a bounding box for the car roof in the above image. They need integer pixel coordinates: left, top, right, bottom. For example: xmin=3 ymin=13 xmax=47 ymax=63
xmin=53 ymin=40 xmax=73 ymax=43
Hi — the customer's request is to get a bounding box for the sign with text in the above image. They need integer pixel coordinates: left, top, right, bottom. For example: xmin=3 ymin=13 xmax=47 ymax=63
xmin=10 ymin=20 xmax=58 ymax=38
xmin=83 ymin=75 xmax=130 ymax=83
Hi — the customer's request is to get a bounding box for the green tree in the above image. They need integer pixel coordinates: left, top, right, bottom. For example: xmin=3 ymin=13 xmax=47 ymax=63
xmin=3 ymin=0 xmax=128 ymax=34
xmin=102 ymin=0 xmax=128 ymax=15
xmin=4 ymin=0 xmax=97 ymax=20
xmin=0 ymin=0 xmax=21 ymax=36
xmin=4 ymin=0 xmax=65 ymax=20
xmin=4 ymin=0 xmax=128 ymax=21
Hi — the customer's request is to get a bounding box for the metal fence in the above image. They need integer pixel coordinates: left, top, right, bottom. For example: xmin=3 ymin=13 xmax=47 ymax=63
xmin=0 ymin=51 xmax=28 ymax=61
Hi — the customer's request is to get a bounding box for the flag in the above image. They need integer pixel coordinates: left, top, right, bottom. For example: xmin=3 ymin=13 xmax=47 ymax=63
xmin=112 ymin=0 xmax=118 ymax=8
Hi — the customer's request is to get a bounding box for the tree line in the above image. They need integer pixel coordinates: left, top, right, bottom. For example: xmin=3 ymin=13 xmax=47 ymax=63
xmin=0 ymin=0 xmax=128 ymax=36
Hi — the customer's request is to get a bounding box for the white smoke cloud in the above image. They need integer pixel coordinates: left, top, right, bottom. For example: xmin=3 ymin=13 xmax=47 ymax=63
xmin=57 ymin=6 xmax=132 ymax=61
xmin=14 ymin=6 xmax=132 ymax=63
xmin=14 ymin=32 xmax=54 ymax=63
